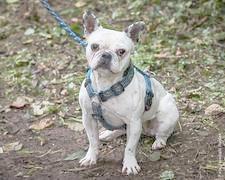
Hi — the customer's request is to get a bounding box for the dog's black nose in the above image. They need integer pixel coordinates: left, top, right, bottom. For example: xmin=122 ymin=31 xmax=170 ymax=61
xmin=98 ymin=52 xmax=112 ymax=69
xmin=101 ymin=52 xmax=112 ymax=60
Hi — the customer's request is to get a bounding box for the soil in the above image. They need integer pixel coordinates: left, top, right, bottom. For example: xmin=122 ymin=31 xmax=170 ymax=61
xmin=0 ymin=0 xmax=225 ymax=180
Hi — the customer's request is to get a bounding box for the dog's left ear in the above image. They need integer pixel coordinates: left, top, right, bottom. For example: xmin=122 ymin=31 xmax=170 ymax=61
xmin=83 ymin=11 xmax=101 ymax=37
xmin=124 ymin=22 xmax=146 ymax=43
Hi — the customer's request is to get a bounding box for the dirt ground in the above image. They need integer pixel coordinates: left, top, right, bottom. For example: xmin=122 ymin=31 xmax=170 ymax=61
xmin=0 ymin=0 xmax=225 ymax=180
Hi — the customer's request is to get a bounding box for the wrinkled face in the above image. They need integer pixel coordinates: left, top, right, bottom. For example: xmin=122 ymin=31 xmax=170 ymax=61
xmin=86 ymin=28 xmax=134 ymax=74
xmin=83 ymin=11 xmax=146 ymax=75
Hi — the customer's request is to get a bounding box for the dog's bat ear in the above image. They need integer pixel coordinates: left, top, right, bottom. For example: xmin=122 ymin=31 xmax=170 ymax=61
xmin=83 ymin=11 xmax=101 ymax=37
xmin=124 ymin=21 xmax=146 ymax=43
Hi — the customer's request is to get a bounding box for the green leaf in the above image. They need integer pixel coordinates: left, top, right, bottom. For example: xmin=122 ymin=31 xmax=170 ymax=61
xmin=24 ymin=28 xmax=35 ymax=36
xmin=214 ymin=32 xmax=225 ymax=41
xmin=3 ymin=141 xmax=23 ymax=152
xmin=149 ymin=151 xmax=161 ymax=161
xmin=160 ymin=170 xmax=175 ymax=180
xmin=70 ymin=23 xmax=82 ymax=36
xmin=64 ymin=150 xmax=86 ymax=161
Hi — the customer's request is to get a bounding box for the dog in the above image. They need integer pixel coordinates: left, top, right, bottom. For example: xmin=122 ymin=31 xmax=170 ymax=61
xmin=78 ymin=11 xmax=179 ymax=175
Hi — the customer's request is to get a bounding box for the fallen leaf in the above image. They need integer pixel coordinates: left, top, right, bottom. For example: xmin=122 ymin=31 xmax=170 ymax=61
xmin=22 ymin=39 xmax=34 ymax=45
xmin=32 ymin=104 xmax=45 ymax=116
xmin=74 ymin=1 xmax=86 ymax=7
xmin=39 ymin=32 xmax=52 ymax=39
xmin=10 ymin=97 xmax=29 ymax=109
xmin=64 ymin=150 xmax=86 ymax=161
xmin=6 ymin=0 xmax=19 ymax=4
xmin=3 ymin=141 xmax=23 ymax=152
xmin=205 ymin=104 xmax=224 ymax=116
xmin=24 ymin=28 xmax=35 ymax=36
xmin=160 ymin=170 xmax=175 ymax=180
xmin=68 ymin=82 xmax=75 ymax=89
xmin=15 ymin=172 xmax=23 ymax=177
xmin=214 ymin=32 xmax=225 ymax=41
xmin=32 ymin=101 xmax=56 ymax=116
xmin=71 ymin=18 xmax=79 ymax=23
xmin=60 ymin=89 xmax=68 ymax=96
xmin=149 ymin=151 xmax=161 ymax=162
xmin=29 ymin=118 xmax=54 ymax=130
xmin=65 ymin=121 xmax=84 ymax=131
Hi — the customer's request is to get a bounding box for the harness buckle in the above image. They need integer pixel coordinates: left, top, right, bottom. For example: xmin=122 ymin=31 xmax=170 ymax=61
xmin=98 ymin=91 xmax=108 ymax=102
xmin=92 ymin=114 xmax=103 ymax=121
xmin=111 ymin=82 xmax=124 ymax=96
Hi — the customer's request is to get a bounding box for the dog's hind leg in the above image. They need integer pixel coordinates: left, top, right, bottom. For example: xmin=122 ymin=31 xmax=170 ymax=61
xmin=151 ymin=93 xmax=179 ymax=150
xmin=99 ymin=129 xmax=125 ymax=141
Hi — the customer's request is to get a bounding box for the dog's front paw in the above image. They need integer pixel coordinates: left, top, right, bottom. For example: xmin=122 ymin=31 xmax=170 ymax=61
xmin=122 ymin=155 xmax=141 ymax=175
xmin=79 ymin=149 xmax=97 ymax=166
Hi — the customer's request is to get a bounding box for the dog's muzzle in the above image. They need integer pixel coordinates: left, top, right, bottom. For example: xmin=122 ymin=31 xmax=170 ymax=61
xmin=97 ymin=52 xmax=112 ymax=69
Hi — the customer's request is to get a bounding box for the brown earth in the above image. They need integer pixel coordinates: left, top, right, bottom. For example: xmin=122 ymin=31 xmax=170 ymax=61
xmin=0 ymin=0 xmax=225 ymax=180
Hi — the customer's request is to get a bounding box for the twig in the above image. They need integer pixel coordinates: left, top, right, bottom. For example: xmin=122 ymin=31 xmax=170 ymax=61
xmin=37 ymin=149 xmax=62 ymax=158
xmin=178 ymin=120 xmax=182 ymax=132
xmin=37 ymin=149 xmax=52 ymax=158
xmin=214 ymin=42 xmax=225 ymax=48
xmin=189 ymin=17 xmax=208 ymax=31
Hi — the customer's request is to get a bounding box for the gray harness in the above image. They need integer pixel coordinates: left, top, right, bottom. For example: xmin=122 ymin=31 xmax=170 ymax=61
xmin=85 ymin=64 xmax=154 ymax=130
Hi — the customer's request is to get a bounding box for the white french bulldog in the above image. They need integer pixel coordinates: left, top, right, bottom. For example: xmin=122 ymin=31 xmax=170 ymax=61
xmin=79 ymin=11 xmax=179 ymax=175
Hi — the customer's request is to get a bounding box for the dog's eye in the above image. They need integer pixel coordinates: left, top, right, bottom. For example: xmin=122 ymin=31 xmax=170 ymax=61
xmin=116 ymin=49 xmax=126 ymax=56
xmin=91 ymin=43 xmax=99 ymax=51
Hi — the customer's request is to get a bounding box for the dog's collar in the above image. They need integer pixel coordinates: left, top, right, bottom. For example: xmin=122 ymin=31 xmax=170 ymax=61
xmin=85 ymin=64 xmax=134 ymax=102
xmin=84 ymin=64 xmax=154 ymax=130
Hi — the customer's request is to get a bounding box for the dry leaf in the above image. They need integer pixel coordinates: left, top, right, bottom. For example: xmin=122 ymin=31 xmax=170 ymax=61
xmin=32 ymin=104 xmax=45 ymax=116
xmin=6 ymin=0 xmax=19 ymax=4
xmin=24 ymin=28 xmax=35 ymax=36
xmin=3 ymin=141 xmax=23 ymax=152
xmin=71 ymin=18 xmax=79 ymax=23
xmin=64 ymin=150 xmax=86 ymax=161
xmin=65 ymin=122 xmax=84 ymax=131
xmin=29 ymin=118 xmax=54 ymax=130
xmin=149 ymin=151 xmax=161 ymax=162
xmin=205 ymin=104 xmax=224 ymax=116
xmin=32 ymin=101 xmax=55 ymax=116
xmin=74 ymin=1 xmax=86 ymax=7
xmin=60 ymin=89 xmax=68 ymax=96
xmin=10 ymin=96 xmax=29 ymax=109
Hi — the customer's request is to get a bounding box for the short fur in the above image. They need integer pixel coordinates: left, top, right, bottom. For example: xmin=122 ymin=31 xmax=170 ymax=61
xmin=79 ymin=11 xmax=179 ymax=175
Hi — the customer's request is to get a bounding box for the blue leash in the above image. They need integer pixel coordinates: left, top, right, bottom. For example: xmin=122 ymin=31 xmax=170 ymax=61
xmin=40 ymin=0 xmax=87 ymax=47
xmin=40 ymin=0 xmax=154 ymax=129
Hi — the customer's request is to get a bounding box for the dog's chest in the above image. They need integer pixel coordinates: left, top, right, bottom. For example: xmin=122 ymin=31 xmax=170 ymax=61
xmin=99 ymin=88 xmax=141 ymax=126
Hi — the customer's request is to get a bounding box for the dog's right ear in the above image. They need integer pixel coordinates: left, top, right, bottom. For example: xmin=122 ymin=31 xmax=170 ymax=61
xmin=83 ymin=11 xmax=101 ymax=37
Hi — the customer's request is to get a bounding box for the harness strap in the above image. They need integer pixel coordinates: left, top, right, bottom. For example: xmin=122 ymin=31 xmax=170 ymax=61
xmin=85 ymin=64 xmax=154 ymax=130
xmin=134 ymin=66 xmax=154 ymax=111
xmin=91 ymin=101 xmax=126 ymax=130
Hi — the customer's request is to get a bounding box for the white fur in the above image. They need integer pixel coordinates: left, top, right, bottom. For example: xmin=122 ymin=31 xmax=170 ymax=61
xmin=79 ymin=17 xmax=179 ymax=175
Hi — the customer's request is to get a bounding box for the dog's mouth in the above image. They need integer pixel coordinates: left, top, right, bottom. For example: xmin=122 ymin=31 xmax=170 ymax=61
xmin=93 ymin=56 xmax=112 ymax=70
xmin=93 ymin=61 xmax=121 ymax=75
xmin=93 ymin=64 xmax=115 ymax=74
